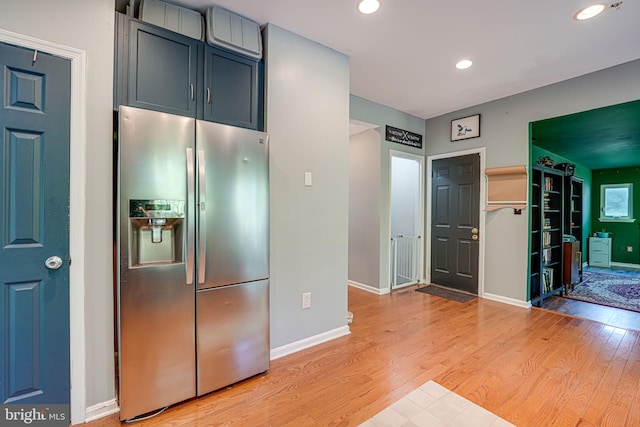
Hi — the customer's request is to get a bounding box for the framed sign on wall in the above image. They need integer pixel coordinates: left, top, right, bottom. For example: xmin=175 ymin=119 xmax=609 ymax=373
xmin=451 ymin=114 xmax=480 ymax=141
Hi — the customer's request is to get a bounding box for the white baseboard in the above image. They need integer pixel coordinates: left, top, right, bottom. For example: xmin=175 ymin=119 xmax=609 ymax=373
xmin=610 ymin=262 xmax=640 ymax=270
xmin=482 ymin=292 xmax=532 ymax=309
xmin=80 ymin=326 xmax=350 ymax=422
xmin=80 ymin=327 xmax=352 ymax=422
xmin=83 ymin=398 xmax=119 ymax=424
xmin=270 ymin=325 xmax=350 ymax=360
xmin=348 ymin=280 xmax=390 ymax=295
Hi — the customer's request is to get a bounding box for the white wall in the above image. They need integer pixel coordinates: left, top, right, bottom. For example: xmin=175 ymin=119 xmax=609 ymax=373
xmin=350 ymin=96 xmax=425 ymax=291
xmin=349 ymin=129 xmax=381 ymax=289
xmin=264 ymin=24 xmax=350 ymax=350
xmin=425 ymin=59 xmax=640 ymax=302
xmin=0 ymin=0 xmax=116 ymax=421
xmin=391 ymin=156 xmax=420 ymax=237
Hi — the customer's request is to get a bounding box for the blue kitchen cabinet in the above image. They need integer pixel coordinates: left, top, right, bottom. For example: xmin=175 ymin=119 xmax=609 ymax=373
xmin=115 ymin=13 xmax=263 ymax=130
xmin=203 ymin=46 xmax=261 ymax=130
xmin=115 ymin=12 xmax=201 ymax=117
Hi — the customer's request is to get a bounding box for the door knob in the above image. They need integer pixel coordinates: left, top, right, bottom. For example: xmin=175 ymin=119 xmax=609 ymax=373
xmin=472 ymin=235 xmax=479 ymax=241
xmin=471 ymin=228 xmax=479 ymax=235
xmin=45 ymin=256 xmax=63 ymax=270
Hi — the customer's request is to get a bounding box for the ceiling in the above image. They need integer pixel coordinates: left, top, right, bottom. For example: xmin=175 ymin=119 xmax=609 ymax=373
xmin=532 ymin=100 xmax=640 ymax=170
xmin=118 ymin=0 xmax=640 ymax=120
xmin=116 ymin=0 xmax=639 ymax=169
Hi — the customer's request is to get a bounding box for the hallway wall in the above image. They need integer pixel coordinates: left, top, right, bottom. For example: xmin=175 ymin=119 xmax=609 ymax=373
xmin=350 ymin=96 xmax=425 ymax=292
xmin=264 ymin=24 xmax=350 ymax=349
xmin=349 ymin=129 xmax=381 ymax=290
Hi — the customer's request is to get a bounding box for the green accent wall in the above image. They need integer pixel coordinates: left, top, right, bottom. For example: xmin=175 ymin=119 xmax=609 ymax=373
xmin=591 ymin=167 xmax=640 ymax=264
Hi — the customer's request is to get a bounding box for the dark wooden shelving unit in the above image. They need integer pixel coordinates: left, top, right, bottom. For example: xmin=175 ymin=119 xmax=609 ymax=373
xmin=565 ymin=176 xmax=583 ymax=242
xmin=529 ymin=166 xmax=565 ymax=306
xmin=564 ymin=176 xmax=583 ymax=286
xmin=529 ymin=167 xmax=542 ymax=302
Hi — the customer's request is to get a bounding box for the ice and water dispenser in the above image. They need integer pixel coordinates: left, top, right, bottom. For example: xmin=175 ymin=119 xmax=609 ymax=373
xmin=128 ymin=199 xmax=185 ymax=267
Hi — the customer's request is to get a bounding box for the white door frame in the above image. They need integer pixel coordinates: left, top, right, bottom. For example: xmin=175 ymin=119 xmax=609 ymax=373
xmin=426 ymin=147 xmax=486 ymax=296
xmin=0 ymin=29 xmax=87 ymax=425
xmin=389 ymin=149 xmax=425 ymax=288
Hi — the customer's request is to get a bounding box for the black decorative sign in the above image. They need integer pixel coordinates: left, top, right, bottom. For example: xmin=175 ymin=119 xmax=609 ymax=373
xmin=385 ymin=125 xmax=423 ymax=149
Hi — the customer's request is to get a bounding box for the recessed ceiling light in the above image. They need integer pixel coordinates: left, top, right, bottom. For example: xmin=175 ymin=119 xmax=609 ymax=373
xmin=358 ymin=0 xmax=380 ymax=14
xmin=456 ymin=59 xmax=473 ymax=70
xmin=574 ymin=3 xmax=606 ymax=20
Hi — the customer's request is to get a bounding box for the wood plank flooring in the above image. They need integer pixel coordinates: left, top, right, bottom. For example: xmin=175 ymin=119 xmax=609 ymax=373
xmin=81 ymin=286 xmax=640 ymax=427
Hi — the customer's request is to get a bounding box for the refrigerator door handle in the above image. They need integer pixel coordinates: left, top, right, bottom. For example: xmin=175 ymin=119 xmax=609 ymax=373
xmin=198 ymin=150 xmax=207 ymax=284
xmin=186 ymin=148 xmax=195 ymax=285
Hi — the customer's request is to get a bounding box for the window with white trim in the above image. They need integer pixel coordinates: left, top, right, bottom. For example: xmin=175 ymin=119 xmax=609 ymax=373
xmin=600 ymin=183 xmax=634 ymax=222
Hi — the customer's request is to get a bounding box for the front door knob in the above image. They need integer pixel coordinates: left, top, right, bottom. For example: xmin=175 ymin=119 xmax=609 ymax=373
xmin=45 ymin=256 xmax=63 ymax=270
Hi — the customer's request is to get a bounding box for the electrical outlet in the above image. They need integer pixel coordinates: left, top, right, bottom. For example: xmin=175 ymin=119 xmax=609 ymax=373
xmin=302 ymin=292 xmax=311 ymax=309
xmin=627 ymin=246 xmax=633 ymax=253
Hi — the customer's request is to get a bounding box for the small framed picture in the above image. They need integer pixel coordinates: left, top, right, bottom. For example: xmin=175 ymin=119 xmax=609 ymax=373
xmin=451 ymin=114 xmax=480 ymax=141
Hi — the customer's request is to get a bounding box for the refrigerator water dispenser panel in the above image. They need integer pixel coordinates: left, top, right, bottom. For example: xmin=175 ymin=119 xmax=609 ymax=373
xmin=129 ymin=199 xmax=186 ymax=267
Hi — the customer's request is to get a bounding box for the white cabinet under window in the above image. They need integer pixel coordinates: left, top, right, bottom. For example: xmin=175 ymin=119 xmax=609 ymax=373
xmin=589 ymin=237 xmax=612 ymax=267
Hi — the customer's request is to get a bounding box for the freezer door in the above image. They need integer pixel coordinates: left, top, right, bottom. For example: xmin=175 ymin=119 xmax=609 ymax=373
xmin=196 ymin=120 xmax=269 ymax=289
xmin=117 ymin=106 xmax=196 ymax=420
xmin=196 ymin=280 xmax=270 ymax=395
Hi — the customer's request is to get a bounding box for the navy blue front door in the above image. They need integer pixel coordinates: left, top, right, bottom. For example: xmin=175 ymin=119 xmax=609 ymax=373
xmin=0 ymin=42 xmax=71 ymax=405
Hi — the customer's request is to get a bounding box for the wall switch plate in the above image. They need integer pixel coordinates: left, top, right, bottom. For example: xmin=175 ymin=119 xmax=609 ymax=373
xmin=627 ymin=246 xmax=633 ymax=252
xmin=304 ymin=172 xmax=312 ymax=186
xmin=302 ymin=292 xmax=311 ymax=309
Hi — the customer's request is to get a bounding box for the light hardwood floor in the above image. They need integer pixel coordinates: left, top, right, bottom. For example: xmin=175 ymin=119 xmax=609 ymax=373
xmin=83 ymin=286 xmax=640 ymax=426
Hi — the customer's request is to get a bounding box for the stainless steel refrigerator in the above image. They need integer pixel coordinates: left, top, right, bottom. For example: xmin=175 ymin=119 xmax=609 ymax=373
xmin=117 ymin=106 xmax=269 ymax=420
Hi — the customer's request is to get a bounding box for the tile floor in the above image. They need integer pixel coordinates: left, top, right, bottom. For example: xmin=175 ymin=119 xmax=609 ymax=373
xmin=542 ymin=264 xmax=640 ymax=331
xmin=359 ymin=381 xmax=515 ymax=427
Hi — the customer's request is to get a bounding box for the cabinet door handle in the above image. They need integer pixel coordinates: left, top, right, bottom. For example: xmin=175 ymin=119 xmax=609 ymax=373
xmin=190 ymin=84 xmax=194 ymax=100
xmin=206 ymin=87 xmax=211 ymax=104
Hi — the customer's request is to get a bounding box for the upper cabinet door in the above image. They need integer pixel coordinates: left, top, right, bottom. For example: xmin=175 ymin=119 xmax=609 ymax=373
xmin=114 ymin=13 xmax=264 ymax=129
xmin=203 ymin=46 xmax=260 ymax=130
xmin=128 ymin=19 xmax=200 ymax=117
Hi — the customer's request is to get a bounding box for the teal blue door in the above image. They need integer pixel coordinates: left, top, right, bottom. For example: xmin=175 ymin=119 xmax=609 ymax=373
xmin=0 ymin=43 xmax=71 ymax=405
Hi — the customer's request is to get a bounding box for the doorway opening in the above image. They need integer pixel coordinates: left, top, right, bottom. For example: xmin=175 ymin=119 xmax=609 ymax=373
xmin=530 ymin=101 xmax=640 ymax=326
xmin=389 ymin=151 xmax=424 ymax=289
xmin=348 ymin=120 xmax=382 ymax=294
